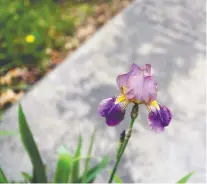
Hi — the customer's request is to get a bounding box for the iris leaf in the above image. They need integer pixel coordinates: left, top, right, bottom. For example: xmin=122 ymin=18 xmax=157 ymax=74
xmin=0 ymin=168 xmax=8 ymax=183
xmin=108 ymin=170 xmax=123 ymax=183
xmin=71 ymin=135 xmax=82 ymax=182
xmin=83 ymin=129 xmax=96 ymax=181
xmin=82 ymin=156 xmax=109 ymax=183
xmin=54 ymin=152 xmax=73 ymax=183
xmin=0 ymin=131 xmax=17 ymax=136
xmin=21 ymin=172 xmax=32 ymax=182
xmin=18 ymin=104 xmax=47 ymax=183
xmin=177 ymin=172 xmax=194 ymax=183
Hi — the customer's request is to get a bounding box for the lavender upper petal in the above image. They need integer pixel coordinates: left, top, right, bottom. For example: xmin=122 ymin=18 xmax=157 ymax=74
xmin=130 ymin=63 xmax=142 ymax=74
xmin=116 ymin=73 xmax=130 ymax=90
xmin=116 ymin=63 xmax=141 ymax=90
xmin=116 ymin=63 xmax=158 ymax=104
xmin=142 ymin=76 xmax=158 ymax=103
xmin=144 ymin=64 xmax=153 ymax=77
xmin=126 ymin=72 xmax=145 ymax=101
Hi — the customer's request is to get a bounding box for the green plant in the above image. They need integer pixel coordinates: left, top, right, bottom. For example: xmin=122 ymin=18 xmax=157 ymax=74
xmin=0 ymin=131 xmax=17 ymax=136
xmin=177 ymin=172 xmax=194 ymax=184
xmin=0 ymin=0 xmax=76 ymax=69
xmin=0 ymin=104 xmax=109 ymax=183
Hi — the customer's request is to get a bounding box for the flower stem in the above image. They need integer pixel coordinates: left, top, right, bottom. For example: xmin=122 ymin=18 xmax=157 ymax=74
xmin=108 ymin=104 xmax=139 ymax=183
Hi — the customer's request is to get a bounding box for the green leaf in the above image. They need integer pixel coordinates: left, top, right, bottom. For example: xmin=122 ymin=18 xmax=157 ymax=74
xmin=82 ymin=157 xmax=109 ymax=183
xmin=113 ymin=173 xmax=123 ymax=184
xmin=71 ymin=135 xmax=82 ymax=183
xmin=108 ymin=170 xmax=123 ymax=183
xmin=177 ymin=172 xmax=194 ymax=183
xmin=0 ymin=168 xmax=8 ymax=183
xmin=54 ymin=152 xmax=73 ymax=183
xmin=0 ymin=131 xmax=17 ymax=136
xmin=18 ymin=104 xmax=47 ymax=183
xmin=73 ymin=156 xmax=94 ymax=162
xmin=21 ymin=172 xmax=32 ymax=182
xmin=83 ymin=129 xmax=96 ymax=181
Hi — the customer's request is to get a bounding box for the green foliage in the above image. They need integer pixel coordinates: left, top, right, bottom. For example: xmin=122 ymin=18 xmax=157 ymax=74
xmin=0 ymin=104 xmax=109 ymax=183
xmin=108 ymin=170 xmax=123 ymax=183
xmin=0 ymin=104 xmax=196 ymax=183
xmin=81 ymin=156 xmax=109 ymax=183
xmin=83 ymin=129 xmax=96 ymax=181
xmin=54 ymin=151 xmax=73 ymax=183
xmin=113 ymin=173 xmax=123 ymax=184
xmin=18 ymin=104 xmax=47 ymax=182
xmin=177 ymin=172 xmax=194 ymax=183
xmin=21 ymin=172 xmax=32 ymax=183
xmin=0 ymin=0 xmax=76 ymax=68
xmin=71 ymin=136 xmax=82 ymax=182
xmin=0 ymin=168 xmax=8 ymax=183
xmin=0 ymin=131 xmax=17 ymax=136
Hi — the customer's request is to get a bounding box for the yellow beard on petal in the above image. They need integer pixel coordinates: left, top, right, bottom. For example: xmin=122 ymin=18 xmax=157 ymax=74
xmin=115 ymin=93 xmax=130 ymax=110
xmin=115 ymin=93 xmax=128 ymax=104
xmin=150 ymin=100 xmax=160 ymax=110
xmin=115 ymin=86 xmax=128 ymax=104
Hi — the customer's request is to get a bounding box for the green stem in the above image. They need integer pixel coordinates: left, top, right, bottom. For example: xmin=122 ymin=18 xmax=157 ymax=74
xmin=108 ymin=117 xmax=136 ymax=183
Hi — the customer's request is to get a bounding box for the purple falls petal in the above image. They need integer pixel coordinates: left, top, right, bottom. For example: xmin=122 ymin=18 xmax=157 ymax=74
xmin=98 ymin=97 xmax=126 ymax=126
xmin=148 ymin=104 xmax=172 ymax=132
xmin=98 ymin=97 xmax=114 ymax=117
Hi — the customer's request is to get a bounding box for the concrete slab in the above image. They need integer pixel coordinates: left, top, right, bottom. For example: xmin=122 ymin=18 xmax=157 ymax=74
xmin=0 ymin=0 xmax=206 ymax=182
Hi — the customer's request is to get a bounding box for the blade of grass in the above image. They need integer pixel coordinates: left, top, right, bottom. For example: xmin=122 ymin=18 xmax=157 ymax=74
xmin=83 ymin=129 xmax=96 ymax=181
xmin=108 ymin=170 xmax=123 ymax=183
xmin=113 ymin=173 xmax=123 ymax=184
xmin=73 ymin=155 xmax=94 ymax=162
xmin=18 ymin=104 xmax=47 ymax=183
xmin=0 ymin=168 xmax=8 ymax=183
xmin=71 ymin=135 xmax=82 ymax=183
xmin=82 ymin=156 xmax=109 ymax=183
xmin=177 ymin=172 xmax=194 ymax=183
xmin=22 ymin=172 xmax=32 ymax=182
xmin=54 ymin=152 xmax=73 ymax=183
xmin=0 ymin=131 xmax=17 ymax=136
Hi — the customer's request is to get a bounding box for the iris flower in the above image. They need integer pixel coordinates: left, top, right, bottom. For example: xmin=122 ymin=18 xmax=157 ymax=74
xmin=98 ymin=64 xmax=172 ymax=132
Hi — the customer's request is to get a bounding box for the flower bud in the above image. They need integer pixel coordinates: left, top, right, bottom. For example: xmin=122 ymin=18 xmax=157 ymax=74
xmin=130 ymin=104 xmax=139 ymax=120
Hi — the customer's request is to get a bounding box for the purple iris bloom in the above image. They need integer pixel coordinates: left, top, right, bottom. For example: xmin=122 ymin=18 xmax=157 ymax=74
xmin=98 ymin=64 xmax=172 ymax=132
xmin=98 ymin=97 xmax=126 ymax=126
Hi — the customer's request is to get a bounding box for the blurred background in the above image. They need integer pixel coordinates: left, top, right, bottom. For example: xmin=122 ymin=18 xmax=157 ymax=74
xmin=0 ymin=0 xmax=132 ymax=113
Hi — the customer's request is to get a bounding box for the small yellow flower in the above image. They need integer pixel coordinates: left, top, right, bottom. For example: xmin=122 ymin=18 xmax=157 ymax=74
xmin=25 ymin=35 xmax=35 ymax=43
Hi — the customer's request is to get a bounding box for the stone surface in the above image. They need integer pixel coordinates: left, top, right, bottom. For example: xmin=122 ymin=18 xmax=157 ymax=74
xmin=0 ymin=0 xmax=206 ymax=183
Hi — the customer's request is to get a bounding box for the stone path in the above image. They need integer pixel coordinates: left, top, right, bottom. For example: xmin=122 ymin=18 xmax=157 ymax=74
xmin=0 ymin=0 xmax=206 ymax=182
